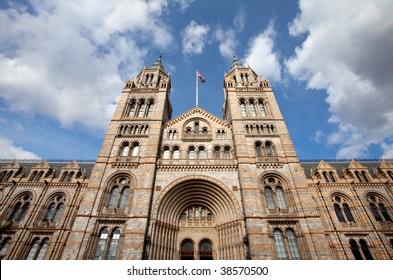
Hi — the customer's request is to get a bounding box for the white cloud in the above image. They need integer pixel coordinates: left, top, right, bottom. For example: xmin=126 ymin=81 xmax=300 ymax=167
xmin=381 ymin=143 xmax=393 ymax=159
xmin=181 ymin=20 xmax=210 ymax=55
xmin=214 ymin=27 xmax=237 ymax=59
xmin=233 ymin=7 xmax=246 ymax=32
xmin=312 ymin=129 xmax=324 ymax=143
xmin=0 ymin=136 xmax=40 ymax=159
xmin=0 ymin=0 xmax=172 ymax=131
xmin=174 ymin=0 xmax=194 ymax=12
xmin=244 ymin=23 xmax=281 ymax=81
xmin=286 ymin=0 xmax=393 ymax=159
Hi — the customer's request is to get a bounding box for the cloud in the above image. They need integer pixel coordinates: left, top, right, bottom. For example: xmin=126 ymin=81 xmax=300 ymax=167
xmin=233 ymin=6 xmax=246 ymax=32
xmin=0 ymin=0 xmax=172 ymax=131
xmin=244 ymin=22 xmax=281 ymax=81
xmin=214 ymin=27 xmax=236 ymax=59
xmin=286 ymin=0 xmax=393 ymax=159
xmin=0 ymin=136 xmax=40 ymax=159
xmin=181 ymin=20 xmax=210 ymax=55
xmin=312 ymin=129 xmax=324 ymax=144
xmin=174 ymin=0 xmax=195 ymax=12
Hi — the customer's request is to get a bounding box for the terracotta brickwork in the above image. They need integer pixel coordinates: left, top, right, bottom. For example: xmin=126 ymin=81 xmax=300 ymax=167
xmin=0 ymin=56 xmax=392 ymax=260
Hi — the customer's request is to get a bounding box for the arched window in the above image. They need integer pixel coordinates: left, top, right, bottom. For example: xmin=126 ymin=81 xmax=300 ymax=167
xmin=361 ymin=171 xmax=369 ymax=182
xmin=131 ymin=143 xmax=139 ymax=156
xmin=258 ymin=100 xmax=267 ymax=116
xmin=359 ymin=239 xmax=373 ymax=260
xmin=30 ymin=171 xmax=38 ymax=182
xmin=128 ymin=101 xmax=136 ymax=117
xmin=188 ymin=147 xmax=196 ymax=159
xmin=8 ymin=195 xmax=32 ymax=222
xmin=173 ymin=147 xmax=180 ymax=159
xmin=194 ymin=122 xmax=199 ymax=134
xmin=329 ymin=172 xmax=336 ymax=182
xmin=106 ymin=228 xmax=121 ymax=260
xmin=322 ymin=172 xmax=329 ymax=183
xmin=163 ymin=146 xmax=170 ymax=159
xmin=224 ymin=146 xmax=231 ymax=159
xmin=198 ymin=146 xmax=206 ymax=159
xmin=265 ymin=141 xmax=274 ymax=157
xmin=367 ymin=195 xmax=392 ymax=222
xmin=44 ymin=195 xmax=65 ymax=223
xmin=120 ymin=142 xmax=130 ymax=157
xmin=265 ymin=187 xmax=275 ymax=209
xmin=26 ymin=238 xmax=49 ymax=260
xmin=146 ymin=101 xmax=154 ymax=117
xmin=94 ymin=228 xmax=109 ymax=260
xmin=214 ymin=146 xmax=221 ymax=160
xmin=240 ymin=100 xmax=247 ymax=117
xmin=137 ymin=100 xmax=146 ymax=117
xmin=273 ymin=229 xmax=287 ymax=260
xmin=275 ymin=187 xmax=287 ymax=209
xmin=255 ymin=142 xmax=263 ymax=157
xmin=199 ymin=240 xmax=213 ymax=260
xmin=249 ymin=101 xmax=257 ymax=116
xmin=286 ymin=228 xmax=301 ymax=260
xmin=333 ymin=196 xmax=355 ymax=223
xmin=350 ymin=239 xmax=363 ymax=260
xmin=106 ymin=177 xmax=131 ymax=209
xmin=0 ymin=237 xmax=11 ymax=257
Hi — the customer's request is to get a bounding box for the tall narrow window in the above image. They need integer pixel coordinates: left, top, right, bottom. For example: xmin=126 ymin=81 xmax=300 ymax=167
xmin=355 ymin=171 xmax=363 ymax=182
xmin=121 ymin=143 xmax=130 ymax=157
xmin=276 ymin=187 xmax=287 ymax=209
xmin=0 ymin=237 xmax=11 ymax=257
xmin=255 ymin=142 xmax=263 ymax=157
xmin=258 ymin=100 xmax=267 ymax=116
xmin=36 ymin=238 xmax=49 ymax=260
xmin=128 ymin=102 xmax=136 ymax=117
xmin=108 ymin=187 xmax=119 ymax=208
xmin=118 ymin=187 xmax=130 ymax=208
xmin=249 ymin=101 xmax=257 ymax=116
xmin=379 ymin=203 xmax=392 ymax=222
xmin=361 ymin=171 xmax=369 ymax=182
xmin=224 ymin=146 xmax=231 ymax=159
xmin=322 ymin=172 xmax=329 ymax=183
xmin=214 ymin=146 xmax=221 ymax=160
xmin=388 ymin=171 xmax=393 ymax=180
xmin=329 ymin=172 xmax=336 ymax=182
xmin=173 ymin=147 xmax=180 ymax=159
xmin=286 ymin=229 xmax=301 ymax=260
xmin=350 ymin=239 xmax=363 ymax=260
xmin=26 ymin=238 xmax=40 ymax=260
xmin=147 ymin=101 xmax=154 ymax=117
xmin=106 ymin=228 xmax=121 ymax=260
xmin=194 ymin=122 xmax=199 ymax=134
xmin=265 ymin=187 xmax=275 ymax=209
xmin=137 ymin=101 xmax=145 ymax=117
xmin=163 ymin=147 xmax=170 ymax=159
xmin=334 ymin=203 xmax=345 ymax=222
xmin=9 ymin=202 xmax=22 ymax=221
xmin=273 ymin=229 xmax=287 ymax=260
xmin=94 ymin=228 xmax=109 ymax=260
xmin=53 ymin=203 xmax=64 ymax=223
xmin=240 ymin=101 xmax=247 ymax=116
xmin=370 ymin=203 xmax=382 ymax=221
xmin=359 ymin=239 xmax=373 ymax=260
xmin=343 ymin=203 xmax=355 ymax=222
xmin=265 ymin=142 xmax=274 ymax=157
xmin=44 ymin=203 xmax=56 ymax=221
xmin=198 ymin=147 xmax=206 ymax=159
xmin=188 ymin=147 xmax=196 ymax=159
xmin=131 ymin=143 xmax=139 ymax=156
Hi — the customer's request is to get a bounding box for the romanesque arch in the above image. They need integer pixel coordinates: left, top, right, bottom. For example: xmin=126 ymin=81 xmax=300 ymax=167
xmin=148 ymin=176 xmax=246 ymax=260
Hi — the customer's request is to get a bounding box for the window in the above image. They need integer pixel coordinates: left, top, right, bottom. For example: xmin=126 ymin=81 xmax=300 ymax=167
xmin=329 ymin=172 xmax=336 ymax=182
xmin=173 ymin=147 xmax=180 ymax=159
xmin=273 ymin=228 xmax=301 ymax=260
xmin=131 ymin=142 xmax=139 ymax=156
xmin=44 ymin=194 xmax=65 ymax=223
xmin=332 ymin=196 xmax=355 ymax=223
xmin=286 ymin=229 xmax=301 ymax=260
xmin=181 ymin=239 xmax=194 ymax=260
xmin=107 ymin=177 xmax=131 ymax=209
xmin=94 ymin=227 xmax=121 ymax=260
xmin=163 ymin=146 xmax=170 ymax=159
xmin=8 ymin=194 xmax=32 ymax=222
xmin=137 ymin=101 xmax=145 ymax=117
xmin=198 ymin=146 xmax=206 ymax=159
xmin=354 ymin=171 xmax=369 ymax=182
xmin=273 ymin=229 xmax=287 ymax=260
xmin=265 ymin=141 xmax=274 ymax=157
xmin=119 ymin=142 xmax=130 ymax=157
xmin=0 ymin=237 xmax=11 ymax=257
xmin=188 ymin=147 xmax=196 ymax=159
xmin=258 ymin=100 xmax=267 ymax=116
xmin=26 ymin=238 xmax=49 ymax=260
xmin=224 ymin=146 xmax=231 ymax=159
xmin=350 ymin=239 xmax=373 ymax=260
xmin=240 ymin=101 xmax=247 ymax=117
xmin=214 ymin=146 xmax=221 ymax=159
xmin=194 ymin=122 xmax=199 ymax=134
xmin=387 ymin=171 xmax=393 ymax=180
xmin=255 ymin=142 xmax=263 ymax=157
xmin=128 ymin=101 xmax=136 ymax=117
xmin=249 ymin=101 xmax=257 ymax=116
xmin=181 ymin=206 xmax=213 ymax=223
xmin=322 ymin=172 xmax=329 ymax=183
xmin=367 ymin=195 xmax=392 ymax=222
xmin=146 ymin=101 xmax=154 ymax=117
xmin=264 ymin=178 xmax=287 ymax=209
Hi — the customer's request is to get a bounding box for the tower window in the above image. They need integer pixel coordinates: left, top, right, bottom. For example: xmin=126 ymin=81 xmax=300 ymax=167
xmin=264 ymin=178 xmax=287 ymax=210
xmin=106 ymin=177 xmax=132 ymax=209
xmin=147 ymin=101 xmax=154 ymax=117
xmin=137 ymin=101 xmax=146 ymax=117
xmin=332 ymin=196 xmax=355 ymax=223
xmin=258 ymin=100 xmax=267 ymax=116
xmin=240 ymin=100 xmax=247 ymax=117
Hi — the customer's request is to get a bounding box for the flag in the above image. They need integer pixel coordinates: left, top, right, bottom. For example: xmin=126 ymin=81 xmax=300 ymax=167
xmin=197 ymin=71 xmax=205 ymax=83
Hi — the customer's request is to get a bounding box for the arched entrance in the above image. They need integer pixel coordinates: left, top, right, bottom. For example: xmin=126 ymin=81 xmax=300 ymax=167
xmin=149 ymin=177 xmax=246 ymax=260
xmin=180 ymin=239 xmax=194 ymax=260
xmin=199 ymin=239 xmax=213 ymax=260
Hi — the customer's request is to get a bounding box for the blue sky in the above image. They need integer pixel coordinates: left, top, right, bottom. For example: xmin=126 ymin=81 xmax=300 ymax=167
xmin=0 ymin=0 xmax=392 ymax=160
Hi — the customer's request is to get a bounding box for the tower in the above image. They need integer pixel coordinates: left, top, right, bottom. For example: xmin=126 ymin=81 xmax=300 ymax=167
xmin=62 ymin=55 xmax=172 ymax=259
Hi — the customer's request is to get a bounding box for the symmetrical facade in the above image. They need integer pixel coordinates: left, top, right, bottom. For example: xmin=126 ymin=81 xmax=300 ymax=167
xmin=1 ymin=56 xmax=393 ymax=260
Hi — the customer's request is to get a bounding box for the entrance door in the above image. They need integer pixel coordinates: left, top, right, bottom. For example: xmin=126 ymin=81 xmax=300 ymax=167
xmin=181 ymin=240 xmax=194 ymax=260
xmin=199 ymin=240 xmax=213 ymax=260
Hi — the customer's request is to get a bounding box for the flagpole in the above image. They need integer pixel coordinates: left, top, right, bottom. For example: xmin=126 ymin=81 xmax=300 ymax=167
xmin=196 ymin=70 xmax=198 ymax=106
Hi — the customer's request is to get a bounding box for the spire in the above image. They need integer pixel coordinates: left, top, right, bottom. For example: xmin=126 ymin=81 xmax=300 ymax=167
xmin=150 ymin=52 xmax=165 ymax=71
xmin=230 ymin=52 xmax=246 ymax=71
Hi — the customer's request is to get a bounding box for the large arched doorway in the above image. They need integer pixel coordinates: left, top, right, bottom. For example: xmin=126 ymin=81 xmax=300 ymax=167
xmin=149 ymin=177 xmax=246 ymax=260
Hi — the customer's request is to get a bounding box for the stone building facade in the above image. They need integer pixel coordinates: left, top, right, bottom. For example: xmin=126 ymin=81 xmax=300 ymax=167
xmin=0 ymin=56 xmax=393 ymax=260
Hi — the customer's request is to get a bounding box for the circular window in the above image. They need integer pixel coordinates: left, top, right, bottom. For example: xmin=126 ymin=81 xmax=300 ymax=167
xmin=268 ymin=178 xmax=275 ymax=184
xmin=369 ymin=195 xmax=376 ymax=202
xmin=334 ymin=196 xmax=341 ymax=203
xmin=119 ymin=178 xmax=127 ymax=184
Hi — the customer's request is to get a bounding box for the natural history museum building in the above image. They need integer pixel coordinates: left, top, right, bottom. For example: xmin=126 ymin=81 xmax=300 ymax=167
xmin=0 ymin=56 xmax=393 ymax=260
